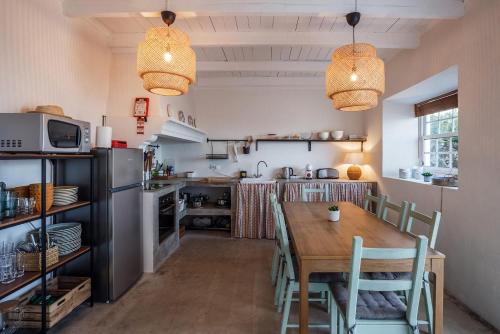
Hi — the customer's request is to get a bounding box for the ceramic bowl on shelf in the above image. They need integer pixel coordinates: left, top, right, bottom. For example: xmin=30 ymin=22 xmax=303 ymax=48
xmin=300 ymin=132 xmax=312 ymax=140
xmin=318 ymin=131 xmax=330 ymax=140
xmin=332 ymin=130 xmax=344 ymax=140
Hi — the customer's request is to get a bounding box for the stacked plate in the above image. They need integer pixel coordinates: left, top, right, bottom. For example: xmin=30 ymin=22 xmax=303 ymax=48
xmin=47 ymin=222 xmax=82 ymax=256
xmin=53 ymin=186 xmax=78 ymax=206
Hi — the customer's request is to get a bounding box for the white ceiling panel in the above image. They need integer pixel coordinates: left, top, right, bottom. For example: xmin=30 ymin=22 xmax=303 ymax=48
xmin=96 ymin=12 xmax=442 ymax=79
xmin=96 ymin=17 xmax=146 ymax=33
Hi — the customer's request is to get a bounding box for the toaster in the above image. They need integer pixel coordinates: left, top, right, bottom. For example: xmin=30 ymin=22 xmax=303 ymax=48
xmin=316 ymin=168 xmax=339 ymax=179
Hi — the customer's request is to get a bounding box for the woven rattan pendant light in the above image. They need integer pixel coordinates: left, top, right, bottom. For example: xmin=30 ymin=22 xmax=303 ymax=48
xmin=326 ymin=5 xmax=385 ymax=111
xmin=137 ymin=11 xmax=196 ymax=96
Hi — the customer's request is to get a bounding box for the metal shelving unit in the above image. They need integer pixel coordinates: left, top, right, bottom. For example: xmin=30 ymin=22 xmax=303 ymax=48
xmin=0 ymin=153 xmax=94 ymax=333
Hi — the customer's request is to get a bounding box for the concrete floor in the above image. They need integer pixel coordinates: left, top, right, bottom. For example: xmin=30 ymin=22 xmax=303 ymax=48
xmin=53 ymin=231 xmax=498 ymax=334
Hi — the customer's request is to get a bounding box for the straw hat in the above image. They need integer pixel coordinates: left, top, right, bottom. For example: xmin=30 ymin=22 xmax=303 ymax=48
xmin=28 ymin=105 xmax=65 ymax=117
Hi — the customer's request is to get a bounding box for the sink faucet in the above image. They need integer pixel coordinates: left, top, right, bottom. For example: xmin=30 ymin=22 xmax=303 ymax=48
xmin=255 ymin=160 xmax=268 ymax=178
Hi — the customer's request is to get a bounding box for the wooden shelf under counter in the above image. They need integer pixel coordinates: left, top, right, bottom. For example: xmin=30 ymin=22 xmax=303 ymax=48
xmin=0 ymin=247 xmax=90 ymax=299
xmin=186 ymin=203 xmax=232 ymax=216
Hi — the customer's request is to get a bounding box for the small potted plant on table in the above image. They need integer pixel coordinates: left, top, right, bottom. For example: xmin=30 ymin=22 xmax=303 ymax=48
xmin=422 ymin=171 xmax=433 ymax=182
xmin=328 ymin=205 xmax=340 ymax=222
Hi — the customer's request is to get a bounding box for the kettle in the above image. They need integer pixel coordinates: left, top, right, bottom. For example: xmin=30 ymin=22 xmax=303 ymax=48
xmin=282 ymin=167 xmax=294 ymax=179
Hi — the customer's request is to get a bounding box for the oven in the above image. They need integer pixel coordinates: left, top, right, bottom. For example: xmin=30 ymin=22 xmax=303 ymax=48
xmin=158 ymin=192 xmax=176 ymax=243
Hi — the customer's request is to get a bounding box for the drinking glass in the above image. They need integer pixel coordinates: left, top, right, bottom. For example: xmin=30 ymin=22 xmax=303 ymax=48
xmin=0 ymin=254 xmax=14 ymax=284
xmin=16 ymin=251 xmax=24 ymax=278
xmin=3 ymin=192 xmax=18 ymax=218
xmin=27 ymin=197 xmax=36 ymax=215
xmin=16 ymin=197 xmax=25 ymax=215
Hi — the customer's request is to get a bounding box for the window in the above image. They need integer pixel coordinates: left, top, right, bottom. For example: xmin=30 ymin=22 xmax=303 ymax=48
xmin=419 ymin=108 xmax=458 ymax=170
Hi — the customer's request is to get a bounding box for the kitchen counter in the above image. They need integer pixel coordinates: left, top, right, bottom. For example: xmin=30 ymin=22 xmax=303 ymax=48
xmin=144 ymin=177 xmax=373 ymax=192
xmin=143 ymin=177 xmax=239 ymax=192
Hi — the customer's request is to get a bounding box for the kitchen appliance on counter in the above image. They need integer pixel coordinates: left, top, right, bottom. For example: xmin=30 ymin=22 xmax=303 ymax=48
xmin=316 ymin=168 xmax=339 ymax=179
xmin=93 ymin=148 xmax=143 ymax=302
xmin=305 ymin=163 xmax=313 ymax=180
xmin=0 ymin=113 xmax=91 ymax=153
xmin=282 ymin=167 xmax=294 ymax=179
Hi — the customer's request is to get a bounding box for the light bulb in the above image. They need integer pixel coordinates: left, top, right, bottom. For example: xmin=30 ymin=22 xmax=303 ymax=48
xmin=163 ymin=51 xmax=173 ymax=62
xmin=350 ymin=71 xmax=358 ymax=82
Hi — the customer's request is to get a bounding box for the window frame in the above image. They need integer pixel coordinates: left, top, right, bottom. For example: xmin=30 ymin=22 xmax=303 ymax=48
xmin=418 ymin=109 xmax=458 ymax=174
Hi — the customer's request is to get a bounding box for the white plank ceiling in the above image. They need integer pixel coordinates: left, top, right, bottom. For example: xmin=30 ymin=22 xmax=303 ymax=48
xmin=94 ymin=15 xmax=433 ymax=78
xmin=64 ymin=0 xmax=463 ymax=81
xmin=97 ymin=15 xmax=434 ymax=34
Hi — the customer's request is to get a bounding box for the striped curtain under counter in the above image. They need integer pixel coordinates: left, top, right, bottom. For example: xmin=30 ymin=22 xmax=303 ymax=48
xmin=235 ymin=182 xmax=278 ymax=239
xmin=282 ymin=181 xmax=377 ymax=208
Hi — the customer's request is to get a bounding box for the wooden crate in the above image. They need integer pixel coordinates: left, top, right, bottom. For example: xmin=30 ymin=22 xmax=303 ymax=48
xmin=7 ymin=276 xmax=91 ymax=328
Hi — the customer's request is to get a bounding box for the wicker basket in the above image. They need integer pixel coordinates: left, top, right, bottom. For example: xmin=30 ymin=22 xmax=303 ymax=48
xmin=29 ymin=183 xmax=53 ymax=212
xmin=21 ymin=246 xmax=59 ymax=271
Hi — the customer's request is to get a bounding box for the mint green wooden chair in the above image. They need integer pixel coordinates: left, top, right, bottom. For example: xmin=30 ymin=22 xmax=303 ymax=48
xmin=371 ymin=206 xmax=441 ymax=334
xmin=405 ymin=206 xmax=442 ymax=334
xmin=331 ymin=235 xmax=428 ymax=334
xmin=301 ymin=185 xmax=330 ymax=202
xmin=274 ymin=206 xmax=335 ymax=333
xmin=362 ymin=189 xmax=387 ymax=218
xmin=270 ymin=193 xmax=281 ymax=285
xmin=270 ymin=193 xmax=288 ymax=308
xmin=380 ymin=200 xmax=411 ymax=231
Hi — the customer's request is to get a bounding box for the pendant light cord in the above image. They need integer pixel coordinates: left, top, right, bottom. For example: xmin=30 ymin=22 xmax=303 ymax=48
xmin=352 ymin=0 xmax=358 ymax=60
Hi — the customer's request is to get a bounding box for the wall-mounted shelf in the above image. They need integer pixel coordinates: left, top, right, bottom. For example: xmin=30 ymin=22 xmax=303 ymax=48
xmin=206 ymin=138 xmax=248 ymax=143
xmin=255 ymin=138 xmax=366 ymax=152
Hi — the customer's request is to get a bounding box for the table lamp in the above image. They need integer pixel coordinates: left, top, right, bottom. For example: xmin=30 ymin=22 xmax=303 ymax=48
xmin=344 ymin=152 xmax=364 ymax=180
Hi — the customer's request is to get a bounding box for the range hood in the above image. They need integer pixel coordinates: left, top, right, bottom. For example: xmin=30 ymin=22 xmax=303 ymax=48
xmin=149 ymin=118 xmax=207 ymax=144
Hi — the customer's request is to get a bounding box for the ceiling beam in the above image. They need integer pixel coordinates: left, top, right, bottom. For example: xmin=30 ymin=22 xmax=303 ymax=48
xmin=198 ymin=61 xmax=328 ymax=72
xmin=63 ymin=0 xmax=465 ymax=19
xmin=111 ymin=31 xmax=419 ymax=49
xmin=194 ymin=76 xmax=324 ymax=89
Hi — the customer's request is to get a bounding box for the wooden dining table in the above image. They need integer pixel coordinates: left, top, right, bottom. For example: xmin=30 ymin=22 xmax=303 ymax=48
xmin=282 ymin=201 xmax=446 ymax=334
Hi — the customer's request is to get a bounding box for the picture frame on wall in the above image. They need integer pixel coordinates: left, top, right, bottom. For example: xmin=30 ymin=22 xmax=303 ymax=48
xmin=134 ymin=97 xmax=149 ymax=119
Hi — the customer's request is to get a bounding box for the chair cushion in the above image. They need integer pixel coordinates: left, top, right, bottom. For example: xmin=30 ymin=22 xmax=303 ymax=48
xmin=369 ymin=272 xmax=412 ymax=280
xmin=331 ymin=283 xmax=407 ymax=320
xmin=291 ymin=257 xmax=344 ymax=283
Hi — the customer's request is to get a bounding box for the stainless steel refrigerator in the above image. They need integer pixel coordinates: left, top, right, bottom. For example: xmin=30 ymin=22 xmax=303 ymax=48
xmin=94 ymin=148 xmax=143 ymax=302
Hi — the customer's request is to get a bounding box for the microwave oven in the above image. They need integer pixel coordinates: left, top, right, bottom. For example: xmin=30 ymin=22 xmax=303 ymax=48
xmin=0 ymin=113 xmax=91 ymax=153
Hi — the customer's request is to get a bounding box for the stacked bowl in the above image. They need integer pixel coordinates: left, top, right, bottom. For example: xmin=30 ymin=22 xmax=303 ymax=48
xmin=47 ymin=222 xmax=82 ymax=256
xmin=53 ymin=186 xmax=78 ymax=206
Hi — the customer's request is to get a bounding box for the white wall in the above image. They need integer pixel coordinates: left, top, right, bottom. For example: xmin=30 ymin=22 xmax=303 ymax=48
xmin=106 ymin=53 xmax=195 ymax=149
xmin=105 ymin=54 xmax=368 ymax=179
xmin=0 ymin=0 xmax=111 ymax=297
xmin=382 ymin=102 xmax=419 ymax=178
xmin=160 ymin=86 xmax=367 ymax=179
xmin=364 ymin=0 xmax=500 ymax=328
xmin=0 ymin=0 xmax=111 ymax=134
